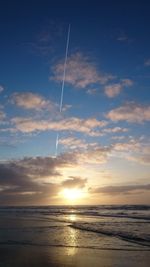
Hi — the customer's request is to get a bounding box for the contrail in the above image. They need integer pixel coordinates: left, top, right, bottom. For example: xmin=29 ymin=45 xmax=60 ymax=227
xmin=55 ymin=133 xmax=59 ymax=157
xmin=59 ymin=24 xmax=71 ymax=113
xmin=55 ymin=24 xmax=71 ymax=156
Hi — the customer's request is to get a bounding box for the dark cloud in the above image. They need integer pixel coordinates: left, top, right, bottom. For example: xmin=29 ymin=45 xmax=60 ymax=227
xmin=62 ymin=176 xmax=87 ymax=189
xmin=91 ymin=184 xmax=150 ymax=195
xmin=0 ymin=154 xmax=77 ymax=205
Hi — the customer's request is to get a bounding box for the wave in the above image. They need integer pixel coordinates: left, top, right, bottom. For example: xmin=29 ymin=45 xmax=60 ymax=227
xmin=0 ymin=207 xmax=150 ymax=221
xmin=70 ymin=222 xmax=150 ymax=247
xmin=0 ymin=240 xmax=149 ymax=251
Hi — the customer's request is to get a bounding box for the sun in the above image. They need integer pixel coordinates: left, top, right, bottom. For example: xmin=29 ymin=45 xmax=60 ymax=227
xmin=62 ymin=188 xmax=83 ymax=201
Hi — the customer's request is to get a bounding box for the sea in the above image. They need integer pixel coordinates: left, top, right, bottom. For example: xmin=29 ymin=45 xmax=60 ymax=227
xmin=0 ymin=205 xmax=150 ymax=251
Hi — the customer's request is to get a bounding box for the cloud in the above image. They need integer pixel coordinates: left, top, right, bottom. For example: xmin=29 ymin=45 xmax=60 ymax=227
xmin=111 ymin=136 xmax=126 ymax=140
xmin=0 ymin=111 xmax=6 ymax=121
xmin=121 ymin=79 xmax=133 ymax=87
xmin=62 ymin=176 xmax=87 ymax=189
xmin=0 ymin=154 xmax=79 ymax=205
xmin=29 ymin=20 xmax=64 ymax=56
xmin=11 ymin=116 xmax=107 ymax=136
xmin=106 ymin=102 xmax=150 ymax=123
xmin=127 ymin=154 xmax=150 ymax=165
xmin=0 ymin=143 xmax=113 ymax=205
xmin=0 ymin=85 xmax=4 ymax=93
xmin=116 ymin=32 xmax=133 ymax=43
xmin=104 ymin=79 xmax=133 ymax=98
xmin=51 ymin=52 xmax=113 ymax=89
xmin=11 ymin=92 xmax=53 ymax=110
xmin=58 ymin=143 xmax=112 ymax=165
xmin=144 ymin=59 xmax=150 ymax=66
xmin=104 ymin=83 xmax=122 ymax=98
xmin=103 ymin=127 xmax=128 ymax=134
xmin=75 ymin=144 xmax=112 ymax=164
xmin=87 ymin=88 xmax=98 ymax=95
xmin=59 ymin=137 xmax=87 ymax=149
xmin=91 ymin=184 xmax=150 ymax=195
xmin=113 ymin=139 xmax=141 ymax=152
xmin=112 ymin=138 xmax=150 ymax=165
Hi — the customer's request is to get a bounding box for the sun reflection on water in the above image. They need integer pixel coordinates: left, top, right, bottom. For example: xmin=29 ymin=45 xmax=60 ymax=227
xmin=66 ymin=226 xmax=78 ymax=256
xmin=69 ymin=214 xmax=77 ymax=221
xmin=65 ymin=213 xmax=78 ymax=256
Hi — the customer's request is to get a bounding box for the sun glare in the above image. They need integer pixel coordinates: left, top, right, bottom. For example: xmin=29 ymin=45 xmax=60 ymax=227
xmin=62 ymin=188 xmax=83 ymax=201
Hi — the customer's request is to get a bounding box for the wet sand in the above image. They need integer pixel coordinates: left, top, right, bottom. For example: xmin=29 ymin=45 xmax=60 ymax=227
xmin=0 ymin=245 xmax=150 ymax=267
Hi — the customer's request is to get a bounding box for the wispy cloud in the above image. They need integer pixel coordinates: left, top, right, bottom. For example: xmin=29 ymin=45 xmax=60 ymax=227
xmin=127 ymin=154 xmax=150 ymax=165
xmin=51 ymin=52 xmax=114 ymax=89
xmin=116 ymin=32 xmax=133 ymax=43
xmin=104 ymin=79 xmax=133 ymax=98
xmin=0 ymin=109 xmax=6 ymax=122
xmin=87 ymin=88 xmax=98 ymax=95
xmin=106 ymin=102 xmax=150 ymax=123
xmin=0 ymin=85 xmax=4 ymax=93
xmin=28 ymin=20 xmax=64 ymax=56
xmin=144 ymin=58 xmax=150 ymax=66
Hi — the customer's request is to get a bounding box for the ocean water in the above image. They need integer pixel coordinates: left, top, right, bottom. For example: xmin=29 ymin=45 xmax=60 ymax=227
xmin=0 ymin=205 xmax=150 ymax=251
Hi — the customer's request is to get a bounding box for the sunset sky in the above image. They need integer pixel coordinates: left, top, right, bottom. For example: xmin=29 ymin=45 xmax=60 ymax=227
xmin=0 ymin=0 xmax=150 ymax=205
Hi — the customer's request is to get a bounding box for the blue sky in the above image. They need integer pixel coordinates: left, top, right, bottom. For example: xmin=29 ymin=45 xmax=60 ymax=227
xmin=0 ymin=1 xmax=150 ymax=205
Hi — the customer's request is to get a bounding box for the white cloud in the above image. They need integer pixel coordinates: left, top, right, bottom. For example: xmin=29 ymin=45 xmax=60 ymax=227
xmin=11 ymin=92 xmax=54 ymax=110
xmin=103 ymin=127 xmax=128 ymax=133
xmin=75 ymin=144 xmax=111 ymax=164
xmin=106 ymin=102 xmax=150 ymax=123
xmin=104 ymin=79 xmax=133 ymax=98
xmin=113 ymin=139 xmax=141 ymax=152
xmin=112 ymin=138 xmax=150 ymax=165
xmin=59 ymin=137 xmax=88 ymax=150
xmin=51 ymin=52 xmax=113 ymax=89
xmin=104 ymin=83 xmax=122 ymax=98
xmin=11 ymin=116 xmax=107 ymax=136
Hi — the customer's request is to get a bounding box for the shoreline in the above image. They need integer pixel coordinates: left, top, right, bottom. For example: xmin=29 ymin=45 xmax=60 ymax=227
xmin=0 ymin=245 xmax=150 ymax=267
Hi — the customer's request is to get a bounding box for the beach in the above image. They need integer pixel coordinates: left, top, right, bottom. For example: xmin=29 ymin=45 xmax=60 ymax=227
xmin=0 ymin=205 xmax=150 ymax=267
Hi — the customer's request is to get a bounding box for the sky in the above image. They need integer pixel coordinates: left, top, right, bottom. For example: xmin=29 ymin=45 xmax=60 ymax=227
xmin=0 ymin=0 xmax=150 ymax=205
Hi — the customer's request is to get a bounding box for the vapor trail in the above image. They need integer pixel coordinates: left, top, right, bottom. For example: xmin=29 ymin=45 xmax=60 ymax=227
xmin=55 ymin=133 xmax=59 ymax=157
xmin=55 ymin=24 xmax=71 ymax=156
xmin=59 ymin=24 xmax=71 ymax=113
